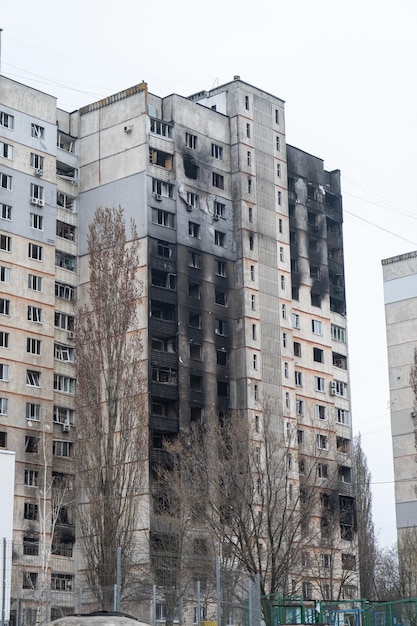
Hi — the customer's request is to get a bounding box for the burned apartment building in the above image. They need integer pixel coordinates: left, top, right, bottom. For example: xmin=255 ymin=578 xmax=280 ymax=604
xmin=0 ymin=74 xmax=358 ymax=621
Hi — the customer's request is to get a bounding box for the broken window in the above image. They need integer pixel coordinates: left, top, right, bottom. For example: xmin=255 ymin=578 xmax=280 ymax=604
xmin=215 ymin=289 xmax=227 ymax=306
xmin=31 ymin=123 xmax=44 ymax=140
xmin=151 ymin=302 xmax=176 ymax=321
xmin=215 ymin=201 xmax=225 ymax=219
xmin=56 ymin=221 xmax=76 ymax=241
xmin=215 ymin=319 xmax=228 ymax=336
xmin=316 ymin=434 xmax=328 ymax=450
xmin=216 ymin=260 xmax=227 ymax=277
xmin=311 ymin=292 xmax=321 ymax=307
xmin=216 ymin=349 xmax=228 ymax=366
xmin=310 ymin=265 xmax=321 ymax=279
xmin=57 ymin=132 xmax=75 ymax=152
xmin=190 ymin=343 xmax=202 ymax=360
xmin=338 ymin=466 xmax=352 ymax=483
xmin=55 ymin=251 xmax=76 ymax=271
xmin=53 ymin=375 xmax=75 ymax=393
xmin=190 ymin=375 xmax=203 ymax=391
xmin=25 ymin=436 xmax=39 ymax=454
xmin=217 ymin=381 xmax=229 ymax=397
xmin=149 ymin=148 xmax=173 ymax=170
xmin=212 ymin=172 xmax=224 ymax=189
xmin=56 ymin=161 xmax=76 ymax=180
xmin=188 ymin=282 xmax=201 ymax=299
xmin=313 ymin=347 xmax=324 ymax=363
xmin=189 ymin=313 xmax=201 ymax=329
xmin=333 ymin=352 xmax=347 ymax=370
xmin=337 ymin=437 xmax=350 ymax=454
xmin=57 ymin=192 xmax=75 ymax=211
xmin=336 ymin=407 xmax=349 ymax=425
xmin=215 ymin=230 xmax=225 ymax=247
xmin=151 ymin=269 xmax=176 ymax=290
xmin=152 ymin=367 xmax=177 ymax=385
xmin=183 ymin=155 xmax=199 ymax=179
xmin=188 ymin=222 xmax=200 ymax=238
xmin=188 ymin=251 xmax=201 ymax=269
xmin=308 ymin=211 xmax=318 ymax=229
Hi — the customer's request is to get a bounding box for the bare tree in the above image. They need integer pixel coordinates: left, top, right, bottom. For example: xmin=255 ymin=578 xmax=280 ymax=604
xmin=353 ymin=433 xmax=378 ymax=599
xmin=398 ymin=527 xmax=417 ymax=598
xmin=75 ymin=207 xmax=146 ymax=609
xmin=374 ymin=544 xmax=400 ymax=601
xmin=19 ymin=428 xmax=71 ymax=625
xmin=161 ymin=410 xmax=324 ymax=625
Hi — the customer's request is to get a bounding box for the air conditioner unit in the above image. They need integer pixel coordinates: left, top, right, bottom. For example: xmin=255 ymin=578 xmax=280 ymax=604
xmin=38 ymin=199 xmax=44 ymax=207
xmin=330 ymin=380 xmax=337 ymax=389
xmin=62 ymin=423 xmax=71 ymax=433
xmin=186 ymin=205 xmax=193 ymax=212
xmin=30 ymin=197 xmax=39 ymax=205
xmin=330 ymin=388 xmax=337 ymax=396
xmin=213 ymin=214 xmax=220 ymax=221
xmin=155 ymin=193 xmax=162 ymax=201
xmin=67 ymin=331 xmax=75 ymax=340
xmin=35 ymin=168 xmax=43 ymax=177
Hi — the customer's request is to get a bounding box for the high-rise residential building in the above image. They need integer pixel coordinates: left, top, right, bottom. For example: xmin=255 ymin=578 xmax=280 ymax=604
xmin=0 ymin=74 xmax=358 ymax=620
xmin=382 ymin=252 xmax=417 ymax=538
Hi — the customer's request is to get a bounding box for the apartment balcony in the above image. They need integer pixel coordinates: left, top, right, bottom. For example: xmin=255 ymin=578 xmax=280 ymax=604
xmin=150 ymin=285 xmax=177 ymax=304
xmin=151 ymin=382 xmax=177 ymax=400
xmin=150 ymin=414 xmax=178 ymax=434
xmin=338 ymin=480 xmax=354 ymax=497
xmin=150 ymin=317 xmax=177 ymax=336
xmin=151 ymin=350 xmax=178 ymax=368
xmin=150 ymin=255 xmax=176 ymax=272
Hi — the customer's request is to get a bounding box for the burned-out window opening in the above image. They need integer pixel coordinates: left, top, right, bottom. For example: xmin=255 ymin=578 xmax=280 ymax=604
xmin=150 ymin=148 xmax=173 ymax=170
xmin=183 ymin=155 xmax=199 ymax=179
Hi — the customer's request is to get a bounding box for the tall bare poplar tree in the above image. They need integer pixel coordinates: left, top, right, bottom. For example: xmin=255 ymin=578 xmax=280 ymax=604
xmin=353 ymin=433 xmax=378 ymax=599
xmin=75 ymin=207 xmax=146 ymax=609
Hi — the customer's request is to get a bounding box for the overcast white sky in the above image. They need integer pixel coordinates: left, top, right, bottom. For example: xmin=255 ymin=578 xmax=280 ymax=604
xmin=3 ymin=0 xmax=417 ymax=547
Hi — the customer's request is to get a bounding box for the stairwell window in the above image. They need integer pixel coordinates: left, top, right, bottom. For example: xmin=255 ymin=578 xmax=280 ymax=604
xmin=0 ymin=398 xmax=8 ymax=415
